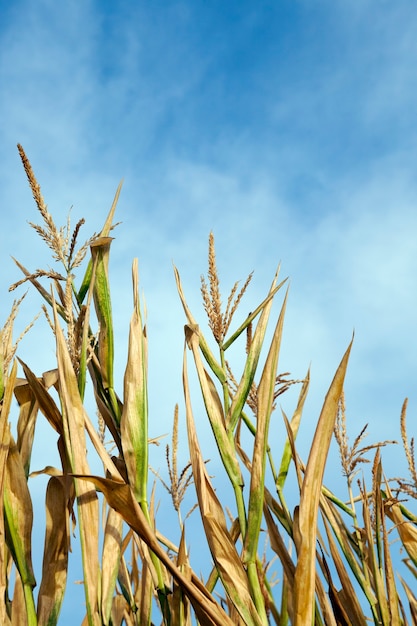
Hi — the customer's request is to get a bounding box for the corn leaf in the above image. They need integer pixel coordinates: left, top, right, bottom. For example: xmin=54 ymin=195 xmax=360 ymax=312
xmin=174 ymin=266 xmax=225 ymax=383
xmin=77 ymin=181 xmax=123 ymax=304
xmin=361 ymin=479 xmax=389 ymax=625
xmin=293 ymin=338 xmax=352 ymax=625
xmin=384 ymin=481 xmax=417 ymax=568
xmin=222 ymin=274 xmax=287 ymax=351
xmin=11 ymin=258 xmax=67 ymax=321
xmin=277 ymin=368 xmax=310 ymax=491
xmin=73 ymin=474 xmax=235 ymax=626
xmin=243 ymin=291 xmax=287 ymax=565
xmin=320 ymin=495 xmax=377 ymax=612
xmin=0 ymin=360 xmax=16 ymax=626
xmin=52 ymin=301 xmax=101 ymax=626
xmin=320 ymin=508 xmax=367 ymax=626
xmin=14 ymin=380 xmax=38 ymax=478
xmin=101 ymin=506 xmax=124 ymax=625
xmin=37 ymin=475 xmax=72 ymax=626
xmin=90 ymin=237 xmax=115 ymax=391
xmin=136 ymin=538 xmax=153 ymax=626
xmin=17 ymin=361 xmax=63 ymax=435
xmin=398 ymin=576 xmax=417 ymax=624
xmin=171 ymin=529 xmax=192 ymax=626
xmin=11 ymin=574 xmax=28 ymax=626
xmin=4 ymin=431 xmax=37 ymax=624
xmin=183 ymin=344 xmax=264 ymax=626
xmin=120 ymin=259 xmax=148 ymax=503
xmin=184 ymin=324 xmax=243 ymax=491
xmin=226 ymin=270 xmax=283 ymax=433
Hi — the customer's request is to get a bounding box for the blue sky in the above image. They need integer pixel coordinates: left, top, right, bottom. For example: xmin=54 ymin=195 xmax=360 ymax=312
xmin=1 ymin=0 xmax=417 ymax=622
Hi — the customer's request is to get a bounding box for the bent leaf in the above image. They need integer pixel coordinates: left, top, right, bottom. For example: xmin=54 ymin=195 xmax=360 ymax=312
xmin=73 ymin=474 xmax=235 ymax=626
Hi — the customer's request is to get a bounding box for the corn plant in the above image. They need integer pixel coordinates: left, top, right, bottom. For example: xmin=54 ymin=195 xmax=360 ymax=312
xmin=1 ymin=144 xmax=417 ymax=625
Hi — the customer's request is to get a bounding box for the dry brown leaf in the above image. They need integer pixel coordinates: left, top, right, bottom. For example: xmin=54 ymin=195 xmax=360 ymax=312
xmin=293 ymin=338 xmax=352 ymax=625
xmin=171 ymin=528 xmax=192 ymax=625
xmin=319 ymin=550 xmax=352 ymax=626
xmin=385 ymin=481 xmax=417 ymax=567
xmin=18 ymin=360 xmax=63 ymax=435
xmin=37 ymin=475 xmax=72 ymax=624
xmin=10 ymin=257 xmax=67 ymax=320
xmin=137 ymin=539 xmax=154 ymax=625
xmin=14 ymin=379 xmax=38 ymax=476
xmin=53 ymin=301 xmax=101 ymax=625
xmin=11 ymin=573 xmax=27 ymax=626
xmin=101 ymin=506 xmax=124 ymax=624
xmin=110 ymin=594 xmax=130 ymax=626
xmin=320 ymin=501 xmax=367 ymax=626
xmin=380 ymin=490 xmax=401 ymax=624
xmin=398 ymin=576 xmax=417 ymax=624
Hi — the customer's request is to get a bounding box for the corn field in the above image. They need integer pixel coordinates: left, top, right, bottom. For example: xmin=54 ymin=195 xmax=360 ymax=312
xmin=1 ymin=145 xmax=417 ymax=625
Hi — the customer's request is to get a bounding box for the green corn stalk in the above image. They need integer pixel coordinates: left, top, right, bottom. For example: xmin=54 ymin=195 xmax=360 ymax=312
xmin=76 ymin=182 xmax=122 ymax=405
xmin=90 ymin=236 xmax=120 ymax=421
xmin=120 ymin=259 xmax=171 ymax=622
xmin=121 ymin=259 xmax=148 ymax=505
